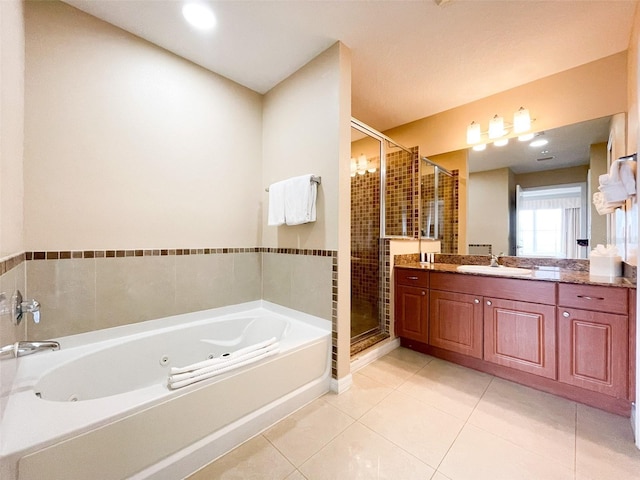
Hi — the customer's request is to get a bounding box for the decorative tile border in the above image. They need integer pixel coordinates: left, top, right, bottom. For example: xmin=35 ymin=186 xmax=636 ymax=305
xmin=22 ymin=247 xmax=336 ymax=261
xmin=0 ymin=252 xmax=25 ymax=276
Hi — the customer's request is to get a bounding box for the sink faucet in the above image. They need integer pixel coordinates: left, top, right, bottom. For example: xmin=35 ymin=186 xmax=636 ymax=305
xmin=0 ymin=341 xmax=60 ymax=358
xmin=489 ymin=253 xmax=502 ymax=267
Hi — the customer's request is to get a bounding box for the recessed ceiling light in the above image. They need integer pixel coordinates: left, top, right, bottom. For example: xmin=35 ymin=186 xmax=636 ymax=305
xmin=182 ymin=2 xmax=217 ymax=31
xmin=518 ymin=133 xmax=535 ymax=142
xmin=529 ymin=139 xmax=548 ymax=148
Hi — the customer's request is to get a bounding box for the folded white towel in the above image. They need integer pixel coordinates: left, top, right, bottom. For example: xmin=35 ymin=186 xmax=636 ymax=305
xmin=598 ymin=181 xmax=629 ymax=203
xmin=593 ymin=192 xmax=623 ymax=215
xmin=619 ymin=160 xmax=636 ymax=195
xmin=170 ymin=337 xmax=278 ymax=375
xmin=284 ymin=174 xmax=317 ymax=226
xmin=268 ymin=180 xmax=286 ymax=226
xmin=169 ymin=343 xmax=280 ymax=384
xmin=168 ymin=345 xmax=279 ymax=389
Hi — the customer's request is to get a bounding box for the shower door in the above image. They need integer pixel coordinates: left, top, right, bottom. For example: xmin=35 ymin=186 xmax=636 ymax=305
xmin=350 ymin=124 xmax=383 ymax=342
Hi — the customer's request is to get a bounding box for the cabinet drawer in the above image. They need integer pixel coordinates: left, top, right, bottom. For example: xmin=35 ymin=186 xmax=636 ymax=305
xmin=395 ymin=268 xmax=429 ymax=287
xmin=558 ymin=283 xmax=628 ymax=315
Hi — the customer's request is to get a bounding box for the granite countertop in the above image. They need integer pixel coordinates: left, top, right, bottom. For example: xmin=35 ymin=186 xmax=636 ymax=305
xmin=397 ymin=262 xmax=636 ymax=289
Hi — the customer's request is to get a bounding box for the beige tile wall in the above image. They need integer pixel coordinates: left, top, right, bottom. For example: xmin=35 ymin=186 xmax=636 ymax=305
xmin=262 ymin=252 xmax=333 ymax=321
xmin=25 ymin=252 xmax=264 ymax=340
xmin=4 ymin=251 xmax=332 ymax=342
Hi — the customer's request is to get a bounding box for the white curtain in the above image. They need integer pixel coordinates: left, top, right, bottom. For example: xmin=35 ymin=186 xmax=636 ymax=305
xmin=561 ymin=207 xmax=580 ymax=258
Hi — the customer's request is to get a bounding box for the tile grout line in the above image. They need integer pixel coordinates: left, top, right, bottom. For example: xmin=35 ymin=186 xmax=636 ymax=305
xmin=431 ymin=374 xmax=496 ymax=474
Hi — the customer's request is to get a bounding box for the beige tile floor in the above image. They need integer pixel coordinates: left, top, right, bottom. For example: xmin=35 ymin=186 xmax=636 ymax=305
xmin=188 ymin=347 xmax=640 ymax=480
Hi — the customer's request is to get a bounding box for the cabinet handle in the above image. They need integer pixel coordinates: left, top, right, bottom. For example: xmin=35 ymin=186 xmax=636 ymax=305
xmin=474 ymin=299 xmax=480 ymax=304
xmin=407 ymin=276 xmax=419 ymax=280
xmin=421 ymin=291 xmax=426 ymax=296
xmin=563 ymin=311 xmax=570 ymax=318
xmin=486 ymin=300 xmax=492 ymax=306
xmin=576 ymin=295 xmax=605 ymax=301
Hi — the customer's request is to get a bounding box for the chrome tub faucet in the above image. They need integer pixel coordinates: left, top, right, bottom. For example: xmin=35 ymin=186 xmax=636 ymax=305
xmin=0 ymin=340 xmax=60 ymax=358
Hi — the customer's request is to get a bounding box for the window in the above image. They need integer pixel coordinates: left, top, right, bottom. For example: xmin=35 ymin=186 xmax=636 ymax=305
xmin=516 ymin=184 xmax=586 ymax=258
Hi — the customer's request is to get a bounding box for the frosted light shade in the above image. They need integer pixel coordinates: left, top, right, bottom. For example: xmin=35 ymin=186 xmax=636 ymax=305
xmin=357 ymin=154 xmax=367 ymax=175
xmin=494 ymin=138 xmax=509 ymax=147
xmin=513 ymin=107 xmax=531 ymax=133
xmin=466 ymin=122 xmax=481 ymax=144
xmin=350 ymin=158 xmax=357 ymax=177
xmin=472 ymin=143 xmax=487 ymax=151
xmin=488 ymin=115 xmax=505 ymax=139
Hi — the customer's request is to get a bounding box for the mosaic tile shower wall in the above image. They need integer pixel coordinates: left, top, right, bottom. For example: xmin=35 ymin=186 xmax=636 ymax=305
xmin=350 ymin=167 xmax=381 ymax=338
xmin=350 ymin=147 xmax=418 ymax=341
xmin=385 ymin=148 xmax=420 ymax=238
xmin=421 ymin=169 xmax=460 ymax=254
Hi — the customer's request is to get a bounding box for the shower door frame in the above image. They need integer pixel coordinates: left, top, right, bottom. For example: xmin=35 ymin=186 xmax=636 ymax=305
xmin=350 ymin=118 xmax=417 ymax=347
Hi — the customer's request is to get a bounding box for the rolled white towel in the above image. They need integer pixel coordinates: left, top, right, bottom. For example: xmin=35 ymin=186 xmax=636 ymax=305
xmin=593 ymin=192 xmax=622 ymax=215
xmin=170 ymin=337 xmax=278 ymax=375
xmin=168 ymin=346 xmax=279 ymax=389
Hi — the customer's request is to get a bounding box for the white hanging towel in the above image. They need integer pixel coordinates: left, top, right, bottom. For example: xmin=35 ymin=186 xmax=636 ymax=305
xmin=267 ymin=179 xmax=286 ymax=226
xmin=284 ymin=174 xmax=317 ymax=225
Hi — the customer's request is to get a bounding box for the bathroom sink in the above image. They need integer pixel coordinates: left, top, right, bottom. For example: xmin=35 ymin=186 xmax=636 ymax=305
xmin=456 ymin=265 xmax=532 ymax=276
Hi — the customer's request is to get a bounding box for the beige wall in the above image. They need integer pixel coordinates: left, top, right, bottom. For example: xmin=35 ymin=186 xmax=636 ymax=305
xmin=384 ymin=52 xmax=627 ymax=158
xmin=24 ymin=1 xmax=263 ymax=251
xmin=514 ymin=165 xmax=589 ymax=189
xmin=468 ymin=168 xmax=512 ymax=255
xmin=626 ymin=4 xmax=640 ymax=267
xmin=262 ymin=43 xmax=345 ymax=251
xmin=0 ymin=0 xmax=25 ymax=259
xmin=0 ymin=0 xmax=27 ymax=346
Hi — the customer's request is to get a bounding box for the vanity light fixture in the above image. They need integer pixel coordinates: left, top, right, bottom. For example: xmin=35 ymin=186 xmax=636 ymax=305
xmin=352 ymin=153 xmax=376 ymax=175
xmin=466 ymin=106 xmax=534 ymax=149
xmin=182 ymin=2 xmax=217 ymax=31
xmin=472 ymin=144 xmax=487 ymax=152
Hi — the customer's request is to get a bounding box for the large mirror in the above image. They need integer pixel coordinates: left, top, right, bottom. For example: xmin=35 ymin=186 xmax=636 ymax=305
xmin=434 ymin=114 xmax=626 ymax=259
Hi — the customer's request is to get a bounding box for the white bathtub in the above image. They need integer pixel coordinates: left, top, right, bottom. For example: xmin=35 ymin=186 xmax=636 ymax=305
xmin=0 ymin=301 xmax=331 ymax=480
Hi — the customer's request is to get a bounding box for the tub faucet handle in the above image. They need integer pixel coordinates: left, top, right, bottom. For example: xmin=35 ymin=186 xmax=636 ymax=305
xmin=11 ymin=291 xmax=41 ymax=326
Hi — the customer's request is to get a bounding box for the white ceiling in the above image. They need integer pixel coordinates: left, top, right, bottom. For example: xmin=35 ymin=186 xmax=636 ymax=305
xmin=62 ymin=0 xmax=637 ymax=133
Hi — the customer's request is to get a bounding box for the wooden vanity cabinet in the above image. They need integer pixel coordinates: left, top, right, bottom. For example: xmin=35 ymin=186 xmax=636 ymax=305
xmin=483 ymin=298 xmax=557 ymax=379
xmin=429 ymin=290 xmax=483 ymax=358
xmin=429 ymin=272 xmax=557 ymax=375
xmin=394 ymin=269 xmax=429 ymax=342
xmin=557 ymin=284 xmax=629 ymax=398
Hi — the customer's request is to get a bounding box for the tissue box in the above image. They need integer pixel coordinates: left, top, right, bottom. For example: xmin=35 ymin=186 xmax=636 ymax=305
xmin=589 ymin=255 xmax=622 ymax=278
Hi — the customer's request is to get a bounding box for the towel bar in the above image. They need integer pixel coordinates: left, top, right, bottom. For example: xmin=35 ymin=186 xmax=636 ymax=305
xmin=265 ymin=175 xmax=321 ymax=192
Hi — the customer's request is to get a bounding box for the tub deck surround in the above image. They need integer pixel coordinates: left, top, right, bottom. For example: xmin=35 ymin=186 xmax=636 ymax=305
xmin=0 ymin=301 xmax=332 ymax=480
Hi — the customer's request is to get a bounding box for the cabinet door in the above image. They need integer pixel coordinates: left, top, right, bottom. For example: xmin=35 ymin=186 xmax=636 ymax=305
xmin=484 ymin=298 xmax=556 ymax=379
xmin=395 ymin=284 xmax=428 ymax=342
xmin=429 ymin=290 xmax=483 ymax=359
xmin=558 ymin=307 xmax=628 ymax=398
